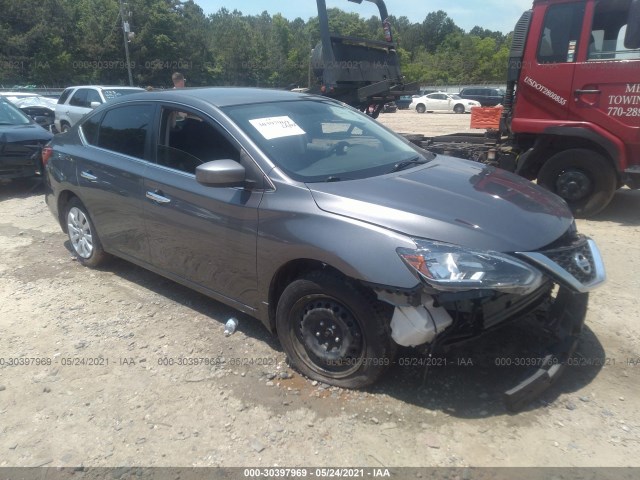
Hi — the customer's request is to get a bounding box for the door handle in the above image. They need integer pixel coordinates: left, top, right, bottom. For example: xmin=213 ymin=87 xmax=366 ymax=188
xmin=574 ymin=89 xmax=601 ymax=95
xmin=146 ymin=190 xmax=171 ymax=204
xmin=80 ymin=170 xmax=97 ymax=181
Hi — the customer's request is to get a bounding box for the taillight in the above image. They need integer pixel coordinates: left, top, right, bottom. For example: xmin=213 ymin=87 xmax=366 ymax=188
xmin=41 ymin=146 xmax=53 ymax=167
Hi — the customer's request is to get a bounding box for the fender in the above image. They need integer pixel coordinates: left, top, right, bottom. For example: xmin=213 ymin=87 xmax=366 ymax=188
xmin=515 ymin=125 xmax=625 ymax=176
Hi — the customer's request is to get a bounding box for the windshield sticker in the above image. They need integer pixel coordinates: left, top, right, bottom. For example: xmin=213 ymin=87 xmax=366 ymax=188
xmin=249 ymin=116 xmax=306 ymax=139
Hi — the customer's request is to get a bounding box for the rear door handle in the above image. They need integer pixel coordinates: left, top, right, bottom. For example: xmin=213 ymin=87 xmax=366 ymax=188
xmin=575 ymin=89 xmax=601 ymax=95
xmin=80 ymin=170 xmax=97 ymax=181
xmin=146 ymin=190 xmax=171 ymax=204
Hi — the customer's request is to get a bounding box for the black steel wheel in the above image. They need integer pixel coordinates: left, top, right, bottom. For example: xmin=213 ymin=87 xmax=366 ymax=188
xmin=276 ymin=271 xmax=395 ymax=388
xmin=415 ymin=104 xmax=426 ymax=114
xmin=65 ymin=197 xmax=107 ymax=267
xmin=537 ymin=149 xmax=617 ymax=218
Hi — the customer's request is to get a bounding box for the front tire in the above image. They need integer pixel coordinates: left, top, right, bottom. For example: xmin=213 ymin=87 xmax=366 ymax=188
xmin=276 ymin=271 xmax=395 ymax=388
xmin=537 ymin=149 xmax=616 ymax=218
xmin=415 ymin=104 xmax=426 ymax=114
xmin=66 ymin=197 xmax=107 ymax=267
xmin=453 ymin=104 xmax=465 ymax=114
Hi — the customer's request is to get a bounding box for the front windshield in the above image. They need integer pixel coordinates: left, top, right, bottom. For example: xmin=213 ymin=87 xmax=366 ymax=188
xmin=0 ymin=97 xmax=31 ymax=126
xmin=223 ymin=99 xmax=431 ymax=182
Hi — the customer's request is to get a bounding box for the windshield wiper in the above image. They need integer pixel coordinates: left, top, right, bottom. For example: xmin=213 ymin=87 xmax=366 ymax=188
xmin=389 ymin=157 xmax=429 ymax=173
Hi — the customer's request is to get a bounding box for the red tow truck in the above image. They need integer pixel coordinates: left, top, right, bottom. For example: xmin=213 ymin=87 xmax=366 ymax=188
xmin=416 ymin=0 xmax=640 ymax=217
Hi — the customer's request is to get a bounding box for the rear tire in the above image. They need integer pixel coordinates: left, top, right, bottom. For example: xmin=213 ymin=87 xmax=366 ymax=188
xmin=276 ymin=271 xmax=395 ymax=388
xmin=65 ymin=197 xmax=107 ymax=267
xmin=537 ymin=149 xmax=617 ymax=218
xmin=453 ymin=104 xmax=465 ymax=114
xmin=60 ymin=122 xmax=71 ymax=133
xmin=416 ymin=104 xmax=426 ymax=114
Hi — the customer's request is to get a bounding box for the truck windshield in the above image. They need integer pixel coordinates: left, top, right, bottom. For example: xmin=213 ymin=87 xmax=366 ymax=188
xmin=223 ymin=99 xmax=431 ymax=182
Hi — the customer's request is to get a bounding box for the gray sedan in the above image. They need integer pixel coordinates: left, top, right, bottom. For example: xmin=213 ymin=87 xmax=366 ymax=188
xmin=44 ymin=88 xmax=605 ymax=410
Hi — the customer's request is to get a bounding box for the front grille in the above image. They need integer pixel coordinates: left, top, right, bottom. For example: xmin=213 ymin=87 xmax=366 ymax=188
xmin=542 ymin=238 xmax=597 ymax=284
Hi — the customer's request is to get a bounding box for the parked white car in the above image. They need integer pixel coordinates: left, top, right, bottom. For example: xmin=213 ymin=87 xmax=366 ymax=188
xmin=55 ymin=85 xmax=144 ymax=133
xmin=409 ymin=92 xmax=481 ymax=114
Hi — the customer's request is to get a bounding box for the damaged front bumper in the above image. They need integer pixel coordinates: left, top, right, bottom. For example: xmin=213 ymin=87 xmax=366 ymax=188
xmin=377 ymin=234 xmax=605 ymax=411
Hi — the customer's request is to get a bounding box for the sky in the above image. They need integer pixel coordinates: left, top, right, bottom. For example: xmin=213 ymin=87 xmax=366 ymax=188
xmin=196 ymin=0 xmax=535 ymax=34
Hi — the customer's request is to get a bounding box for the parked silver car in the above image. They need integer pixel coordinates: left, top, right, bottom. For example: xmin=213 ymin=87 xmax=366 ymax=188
xmin=409 ymin=92 xmax=481 ymax=113
xmin=54 ymin=85 xmax=143 ymax=133
xmin=44 ymin=88 xmax=605 ymax=410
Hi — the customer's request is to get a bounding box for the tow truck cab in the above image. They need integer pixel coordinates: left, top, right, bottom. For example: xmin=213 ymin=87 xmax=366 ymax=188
xmin=506 ymin=0 xmax=640 ymax=217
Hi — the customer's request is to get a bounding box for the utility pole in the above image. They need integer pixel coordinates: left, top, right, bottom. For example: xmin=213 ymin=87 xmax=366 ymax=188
xmin=118 ymin=0 xmax=134 ymax=86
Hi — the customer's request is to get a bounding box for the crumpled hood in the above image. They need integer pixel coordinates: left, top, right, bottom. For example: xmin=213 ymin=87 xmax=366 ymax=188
xmin=307 ymin=156 xmax=573 ymax=252
xmin=0 ymin=124 xmax=53 ymax=144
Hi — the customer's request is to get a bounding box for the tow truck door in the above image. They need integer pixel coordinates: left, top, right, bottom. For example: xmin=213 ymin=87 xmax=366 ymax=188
xmin=514 ymin=1 xmax=586 ymax=125
xmin=570 ymin=0 xmax=640 ymax=166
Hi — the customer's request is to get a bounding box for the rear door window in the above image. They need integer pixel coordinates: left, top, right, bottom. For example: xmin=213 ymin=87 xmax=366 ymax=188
xmin=80 ymin=114 xmax=102 ymax=145
xmin=96 ymin=104 xmax=154 ymax=159
xmin=57 ymin=88 xmax=73 ymax=105
xmin=69 ymin=89 xmax=89 ymax=108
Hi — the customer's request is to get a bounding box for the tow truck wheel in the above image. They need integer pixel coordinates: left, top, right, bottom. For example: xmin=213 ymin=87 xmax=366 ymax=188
xmin=537 ymin=149 xmax=617 ymax=218
xmin=276 ymin=271 xmax=395 ymax=388
xmin=415 ymin=104 xmax=426 ymax=114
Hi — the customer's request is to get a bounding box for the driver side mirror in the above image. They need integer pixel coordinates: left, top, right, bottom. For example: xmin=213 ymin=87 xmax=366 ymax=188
xmin=196 ymin=159 xmax=246 ymax=187
xmin=90 ymin=101 xmax=101 ymax=109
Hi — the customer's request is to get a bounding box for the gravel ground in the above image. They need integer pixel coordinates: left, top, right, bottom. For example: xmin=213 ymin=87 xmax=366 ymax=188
xmin=1 ymin=111 xmax=639 ymax=468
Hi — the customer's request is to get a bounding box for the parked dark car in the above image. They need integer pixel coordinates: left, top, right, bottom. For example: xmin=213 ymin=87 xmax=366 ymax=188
xmin=44 ymin=88 xmax=605 ymax=410
xmin=0 ymin=95 xmax=54 ymax=179
xmin=458 ymin=87 xmax=506 ymax=107
xmin=381 ymin=102 xmax=398 ymax=113
xmin=395 ymin=95 xmax=413 ymax=110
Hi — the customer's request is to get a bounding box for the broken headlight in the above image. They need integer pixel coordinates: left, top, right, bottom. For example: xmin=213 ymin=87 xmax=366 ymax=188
xmin=397 ymin=240 xmax=543 ymax=294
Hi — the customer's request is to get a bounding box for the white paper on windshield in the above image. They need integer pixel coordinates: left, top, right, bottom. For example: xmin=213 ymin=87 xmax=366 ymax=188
xmin=249 ymin=116 xmax=305 ymax=140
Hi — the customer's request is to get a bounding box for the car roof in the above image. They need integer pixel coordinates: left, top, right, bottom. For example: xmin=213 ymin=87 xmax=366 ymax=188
xmin=65 ymin=85 xmax=145 ymax=90
xmin=104 ymin=87 xmax=317 ymax=109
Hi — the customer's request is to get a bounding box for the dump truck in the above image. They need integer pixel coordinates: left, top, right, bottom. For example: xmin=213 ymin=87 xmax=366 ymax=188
xmin=311 ymin=0 xmax=418 ymax=117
